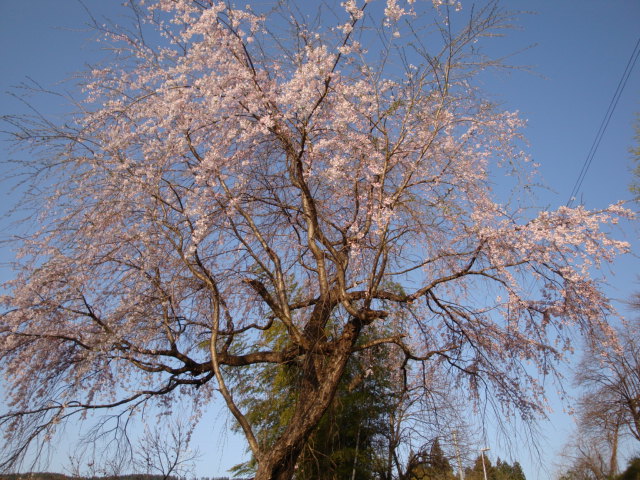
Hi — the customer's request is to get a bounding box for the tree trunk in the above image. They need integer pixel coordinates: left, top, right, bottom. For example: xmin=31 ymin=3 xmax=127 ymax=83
xmin=253 ymin=322 xmax=361 ymax=480
xmin=608 ymin=417 xmax=620 ymax=478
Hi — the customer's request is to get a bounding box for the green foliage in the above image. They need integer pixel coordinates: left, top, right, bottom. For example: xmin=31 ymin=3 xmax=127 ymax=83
xmin=616 ymin=457 xmax=640 ymax=480
xmin=230 ymin=322 xmax=398 ymax=479
xmin=464 ymin=456 xmax=526 ymax=480
xmin=409 ymin=438 xmax=456 ymax=480
xmin=494 ymin=459 xmax=526 ymax=480
xmin=465 ymin=455 xmax=492 ymax=480
xmin=0 ymin=476 xmax=250 ymax=480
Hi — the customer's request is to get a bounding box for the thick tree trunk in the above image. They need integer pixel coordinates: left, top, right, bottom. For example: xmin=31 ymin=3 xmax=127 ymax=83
xmin=253 ymin=438 xmax=303 ymax=480
xmin=253 ymin=322 xmax=361 ymax=480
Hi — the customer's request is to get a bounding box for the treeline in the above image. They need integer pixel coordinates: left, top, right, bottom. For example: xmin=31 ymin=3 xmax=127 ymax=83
xmin=462 ymin=456 xmax=526 ymax=480
xmin=0 ymin=475 xmax=180 ymax=480
xmin=0 ymin=475 xmax=251 ymax=480
xmin=559 ymin=457 xmax=640 ymax=480
xmin=408 ymin=439 xmax=526 ymax=480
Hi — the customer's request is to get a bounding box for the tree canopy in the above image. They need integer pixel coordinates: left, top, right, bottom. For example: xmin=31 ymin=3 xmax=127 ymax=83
xmin=0 ymin=1 xmax=630 ymax=479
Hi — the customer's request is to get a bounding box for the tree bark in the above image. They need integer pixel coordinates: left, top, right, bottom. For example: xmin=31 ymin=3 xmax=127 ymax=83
xmin=253 ymin=321 xmax=361 ymax=480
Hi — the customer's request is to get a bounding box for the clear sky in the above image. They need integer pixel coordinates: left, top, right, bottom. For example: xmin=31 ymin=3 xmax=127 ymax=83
xmin=1 ymin=1 xmax=639 ymax=479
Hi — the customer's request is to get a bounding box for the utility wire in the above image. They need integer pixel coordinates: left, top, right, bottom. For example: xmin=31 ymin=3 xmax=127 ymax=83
xmin=525 ymin=37 xmax=640 ymax=299
xmin=566 ymin=35 xmax=640 ymax=207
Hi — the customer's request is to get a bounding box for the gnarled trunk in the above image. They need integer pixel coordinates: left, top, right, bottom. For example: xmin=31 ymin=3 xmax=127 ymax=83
xmin=254 ymin=322 xmax=361 ymax=480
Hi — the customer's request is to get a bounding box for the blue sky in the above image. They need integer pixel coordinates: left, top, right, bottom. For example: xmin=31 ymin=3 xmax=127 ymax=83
xmin=1 ymin=1 xmax=639 ymax=479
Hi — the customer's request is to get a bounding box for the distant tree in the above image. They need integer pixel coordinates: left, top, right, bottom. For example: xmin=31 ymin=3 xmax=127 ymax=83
xmin=134 ymin=421 xmax=198 ymax=480
xmin=579 ymin=319 xmax=640 ymax=444
xmin=615 ymin=457 xmax=640 ymax=480
xmin=557 ymin=413 xmax=621 ymax=480
xmin=557 ymin=313 xmax=640 ymax=480
xmin=464 ymin=454 xmax=526 ymax=480
xmin=557 ymin=470 xmax=581 ymax=480
xmin=409 ymin=438 xmax=456 ymax=480
xmin=567 ymin=318 xmax=640 ymax=474
xmin=510 ymin=462 xmax=526 ymax=480
xmin=494 ymin=459 xmax=526 ymax=480
xmin=465 ymin=455 xmax=493 ymax=480
xmin=557 ymin=405 xmax=624 ymax=480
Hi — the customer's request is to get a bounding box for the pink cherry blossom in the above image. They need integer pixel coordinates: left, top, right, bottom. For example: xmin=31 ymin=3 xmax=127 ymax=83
xmin=0 ymin=1 xmax=631 ymax=478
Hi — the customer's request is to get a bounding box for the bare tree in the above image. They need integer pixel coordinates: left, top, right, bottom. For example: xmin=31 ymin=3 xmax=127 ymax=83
xmin=0 ymin=1 xmax=630 ymax=479
xmin=135 ymin=421 xmax=199 ymax=480
xmin=66 ymin=440 xmax=131 ymax=479
xmin=557 ymin=417 xmax=621 ymax=480
xmin=557 ymin=317 xmax=640 ymax=480
xmin=381 ymin=362 xmax=475 ymax=480
xmin=576 ymin=319 xmax=640 ymax=444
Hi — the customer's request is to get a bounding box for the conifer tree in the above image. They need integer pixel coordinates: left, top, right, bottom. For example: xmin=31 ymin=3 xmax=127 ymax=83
xmin=230 ymin=324 xmax=396 ymax=479
xmin=409 ymin=438 xmax=455 ymax=480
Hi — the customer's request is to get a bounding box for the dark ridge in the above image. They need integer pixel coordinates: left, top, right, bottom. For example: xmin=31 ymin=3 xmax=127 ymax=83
xmin=0 ymin=475 xmax=252 ymax=480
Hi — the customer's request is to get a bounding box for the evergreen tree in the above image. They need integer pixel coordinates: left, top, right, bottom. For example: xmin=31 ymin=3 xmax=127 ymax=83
xmin=465 ymin=455 xmax=494 ymax=480
xmin=230 ymin=322 xmax=397 ymax=479
xmin=616 ymin=457 xmax=640 ymax=480
xmin=494 ymin=459 xmax=526 ymax=480
xmin=410 ymin=438 xmax=456 ymax=480
xmin=511 ymin=462 xmax=526 ymax=480
xmin=429 ymin=439 xmax=454 ymax=475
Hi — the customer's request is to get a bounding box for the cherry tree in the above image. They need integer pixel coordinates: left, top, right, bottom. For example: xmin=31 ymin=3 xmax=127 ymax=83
xmin=0 ymin=1 xmax=630 ymax=479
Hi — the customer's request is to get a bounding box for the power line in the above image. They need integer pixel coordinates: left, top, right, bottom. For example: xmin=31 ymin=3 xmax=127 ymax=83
xmin=566 ymin=35 xmax=640 ymax=207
